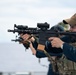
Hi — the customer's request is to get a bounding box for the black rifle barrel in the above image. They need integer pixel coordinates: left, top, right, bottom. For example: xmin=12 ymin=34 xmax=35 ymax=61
xmin=47 ymin=31 xmax=76 ymax=35
xmin=8 ymin=29 xmax=76 ymax=35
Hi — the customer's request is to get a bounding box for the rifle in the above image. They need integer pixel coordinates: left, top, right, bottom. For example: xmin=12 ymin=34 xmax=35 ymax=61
xmin=8 ymin=22 xmax=76 ymax=73
xmin=8 ymin=22 xmax=76 ymax=50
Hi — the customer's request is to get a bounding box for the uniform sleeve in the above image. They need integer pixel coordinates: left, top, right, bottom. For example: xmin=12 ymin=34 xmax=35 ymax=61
xmin=36 ymin=50 xmax=47 ymax=58
xmin=63 ymin=43 xmax=76 ymax=62
xmin=32 ymin=39 xmax=47 ymax=58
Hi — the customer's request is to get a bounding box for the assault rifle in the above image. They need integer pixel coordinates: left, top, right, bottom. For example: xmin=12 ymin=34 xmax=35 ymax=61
xmin=7 ymin=22 xmax=76 ymax=74
xmin=8 ymin=22 xmax=76 ymax=50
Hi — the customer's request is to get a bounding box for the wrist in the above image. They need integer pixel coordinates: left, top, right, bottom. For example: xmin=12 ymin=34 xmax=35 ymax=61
xmin=28 ymin=35 xmax=35 ymax=42
xmin=31 ymin=37 xmax=35 ymax=42
xmin=61 ymin=44 xmax=63 ymax=49
xmin=60 ymin=42 xmax=64 ymax=49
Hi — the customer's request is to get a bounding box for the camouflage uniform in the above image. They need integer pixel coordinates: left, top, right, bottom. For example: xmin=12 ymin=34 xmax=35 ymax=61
xmin=56 ymin=42 xmax=76 ymax=75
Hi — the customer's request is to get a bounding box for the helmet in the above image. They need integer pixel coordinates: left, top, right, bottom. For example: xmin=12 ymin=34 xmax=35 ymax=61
xmin=51 ymin=25 xmax=64 ymax=32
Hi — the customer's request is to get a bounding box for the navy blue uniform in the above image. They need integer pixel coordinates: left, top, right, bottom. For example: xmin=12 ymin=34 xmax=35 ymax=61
xmin=32 ymin=40 xmax=62 ymax=75
xmin=61 ymin=35 xmax=76 ymax=62
xmin=32 ymin=35 xmax=76 ymax=75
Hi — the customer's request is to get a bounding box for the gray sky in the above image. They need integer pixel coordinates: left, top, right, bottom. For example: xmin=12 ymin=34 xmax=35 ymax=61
xmin=0 ymin=0 xmax=76 ymax=43
xmin=0 ymin=0 xmax=76 ymax=72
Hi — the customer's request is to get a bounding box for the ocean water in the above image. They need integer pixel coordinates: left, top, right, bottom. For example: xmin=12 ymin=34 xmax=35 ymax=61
xmin=0 ymin=43 xmax=49 ymax=72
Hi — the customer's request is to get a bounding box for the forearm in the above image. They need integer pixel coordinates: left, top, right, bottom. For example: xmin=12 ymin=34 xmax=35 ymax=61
xmin=22 ymin=35 xmax=47 ymax=58
xmin=30 ymin=43 xmax=36 ymax=55
xmin=62 ymin=43 xmax=76 ymax=62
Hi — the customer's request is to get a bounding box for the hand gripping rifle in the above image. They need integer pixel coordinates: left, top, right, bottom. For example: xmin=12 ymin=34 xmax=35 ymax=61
xmin=8 ymin=22 xmax=76 ymax=73
xmin=8 ymin=22 xmax=76 ymax=50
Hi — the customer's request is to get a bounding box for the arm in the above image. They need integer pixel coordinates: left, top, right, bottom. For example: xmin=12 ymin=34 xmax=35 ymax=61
xmin=21 ymin=34 xmax=47 ymax=58
xmin=49 ymin=37 xmax=76 ymax=62
xmin=63 ymin=43 xmax=76 ymax=62
xmin=29 ymin=38 xmax=49 ymax=58
xmin=60 ymin=35 xmax=76 ymax=62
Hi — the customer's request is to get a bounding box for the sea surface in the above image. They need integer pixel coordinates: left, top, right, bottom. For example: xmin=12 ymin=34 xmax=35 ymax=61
xmin=0 ymin=43 xmax=49 ymax=73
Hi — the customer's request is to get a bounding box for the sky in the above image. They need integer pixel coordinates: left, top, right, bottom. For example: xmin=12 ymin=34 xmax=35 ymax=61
xmin=0 ymin=0 xmax=76 ymax=43
xmin=0 ymin=43 xmax=49 ymax=72
xmin=0 ymin=0 xmax=76 ymax=72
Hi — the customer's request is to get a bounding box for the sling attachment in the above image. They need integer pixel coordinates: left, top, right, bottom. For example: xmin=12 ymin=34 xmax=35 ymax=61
xmin=43 ymin=49 xmax=59 ymax=74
